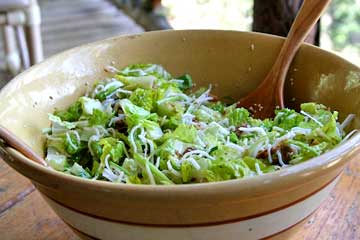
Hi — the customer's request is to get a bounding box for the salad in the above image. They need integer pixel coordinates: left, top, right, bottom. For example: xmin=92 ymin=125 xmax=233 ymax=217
xmin=43 ymin=64 xmax=354 ymax=185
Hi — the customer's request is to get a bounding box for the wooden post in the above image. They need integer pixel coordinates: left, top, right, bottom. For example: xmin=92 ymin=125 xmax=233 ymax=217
xmin=253 ymin=0 xmax=320 ymax=46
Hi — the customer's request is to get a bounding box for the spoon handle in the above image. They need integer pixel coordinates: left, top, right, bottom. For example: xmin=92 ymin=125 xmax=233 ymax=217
xmin=272 ymin=0 xmax=332 ymax=106
xmin=0 ymin=125 xmax=47 ymax=167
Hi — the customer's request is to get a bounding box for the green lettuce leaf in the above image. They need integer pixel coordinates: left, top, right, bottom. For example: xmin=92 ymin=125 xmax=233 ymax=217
xmin=208 ymin=158 xmax=252 ymax=181
xmin=79 ymin=97 xmax=103 ymax=115
xmin=54 ymin=100 xmax=82 ymax=122
xmin=94 ymin=81 xmax=124 ymax=101
xmin=176 ymin=74 xmax=193 ymax=90
xmin=119 ymin=99 xmax=151 ymax=127
xmin=46 ymin=147 xmax=68 ymax=171
xmin=133 ymin=153 xmax=174 ymax=185
xmin=99 ymin=137 xmax=125 ymax=164
xmin=119 ymin=63 xmax=172 ymax=80
xmin=69 ymin=163 xmax=91 ymax=178
xmin=141 ymin=119 xmax=163 ymax=140
xmin=129 ymin=88 xmax=156 ymax=111
xmin=274 ymin=108 xmax=304 ymax=130
xmin=89 ymin=109 xmax=113 ymax=126
xmin=161 ymin=124 xmax=199 ymax=145
xmin=227 ymin=106 xmax=250 ymax=126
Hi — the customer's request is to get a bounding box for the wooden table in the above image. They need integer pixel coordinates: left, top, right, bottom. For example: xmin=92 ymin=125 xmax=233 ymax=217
xmin=1 ymin=157 xmax=359 ymax=240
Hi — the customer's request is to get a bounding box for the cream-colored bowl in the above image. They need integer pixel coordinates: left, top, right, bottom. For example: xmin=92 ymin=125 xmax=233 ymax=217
xmin=0 ymin=30 xmax=360 ymax=240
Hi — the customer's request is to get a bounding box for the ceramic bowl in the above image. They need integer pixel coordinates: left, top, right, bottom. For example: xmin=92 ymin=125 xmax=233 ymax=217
xmin=0 ymin=30 xmax=360 ymax=240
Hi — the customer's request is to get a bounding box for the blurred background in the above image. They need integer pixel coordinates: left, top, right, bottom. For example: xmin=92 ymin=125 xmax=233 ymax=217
xmin=0 ymin=0 xmax=359 ymax=87
xmin=163 ymin=0 xmax=360 ymax=64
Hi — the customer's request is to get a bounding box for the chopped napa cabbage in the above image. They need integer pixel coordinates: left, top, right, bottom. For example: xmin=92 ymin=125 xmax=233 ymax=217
xmin=119 ymin=63 xmax=172 ymax=80
xmin=94 ymin=81 xmax=124 ymax=101
xmin=54 ymin=100 xmax=82 ymax=122
xmin=99 ymin=137 xmax=125 ymax=164
xmin=226 ymin=106 xmax=250 ymax=126
xmin=141 ymin=120 xmax=163 ymax=140
xmin=119 ymin=99 xmax=151 ymax=127
xmin=274 ymin=108 xmax=304 ymax=130
xmin=175 ymin=74 xmax=193 ymax=90
xmin=69 ymin=162 xmax=91 ymax=178
xmin=44 ymin=63 xmax=353 ymax=185
xmin=194 ymin=105 xmax=222 ymax=123
xmin=79 ymin=97 xmax=103 ymax=115
xmin=117 ymin=75 xmax=156 ymax=90
xmin=89 ymin=109 xmax=113 ymax=126
xmin=129 ymin=88 xmax=156 ymax=111
xmin=161 ymin=124 xmax=199 ymax=144
xmin=46 ymin=147 xmax=68 ymax=171
xmin=48 ymin=114 xmax=77 ymax=130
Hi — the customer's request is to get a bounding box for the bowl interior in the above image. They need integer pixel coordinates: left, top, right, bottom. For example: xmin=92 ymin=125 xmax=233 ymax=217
xmin=0 ymin=30 xmax=359 ymax=156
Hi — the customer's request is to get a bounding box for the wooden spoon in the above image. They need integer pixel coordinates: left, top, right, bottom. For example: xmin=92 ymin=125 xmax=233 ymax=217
xmin=237 ymin=0 xmax=331 ymax=118
xmin=0 ymin=125 xmax=48 ymax=167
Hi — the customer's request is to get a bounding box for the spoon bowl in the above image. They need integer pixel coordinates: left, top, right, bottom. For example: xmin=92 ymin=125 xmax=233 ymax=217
xmin=237 ymin=0 xmax=331 ymax=118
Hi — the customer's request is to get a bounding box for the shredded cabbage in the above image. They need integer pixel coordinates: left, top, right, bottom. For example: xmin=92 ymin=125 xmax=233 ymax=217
xmin=43 ymin=64 xmax=354 ymax=185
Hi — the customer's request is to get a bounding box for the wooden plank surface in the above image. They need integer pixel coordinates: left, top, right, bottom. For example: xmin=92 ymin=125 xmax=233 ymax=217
xmin=0 ymin=162 xmax=78 ymax=240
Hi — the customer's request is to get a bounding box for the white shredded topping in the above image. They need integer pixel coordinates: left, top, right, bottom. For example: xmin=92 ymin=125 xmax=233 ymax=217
xmin=185 ymin=85 xmax=212 ymax=114
xmin=180 ymin=150 xmax=214 ymax=164
xmin=182 ymin=113 xmax=195 ymax=124
xmin=251 ymin=143 xmax=263 ymax=158
xmin=267 ymin=144 xmax=273 ymax=164
xmin=92 ymin=84 xmax=105 ymax=97
xmin=276 ymin=150 xmax=287 ymax=167
xmin=102 ymin=153 xmax=126 ymax=183
xmin=300 ymin=110 xmax=324 ymax=127
xmin=102 ymin=168 xmax=124 ymax=183
xmin=157 ymin=93 xmax=193 ymax=105
xmin=167 ymin=160 xmax=182 ymax=177
xmin=169 ymin=79 xmax=184 ymax=84
xmin=107 ymin=88 xmax=132 ymax=99
xmin=104 ymin=154 xmax=111 ymax=170
xmin=228 ymin=125 xmax=236 ymax=131
xmin=65 ymin=132 xmax=78 ymax=150
xmin=145 ymin=160 xmax=156 ymax=185
xmin=146 ymin=139 xmax=155 ymax=157
xmin=155 ymin=156 xmax=160 ymax=168
xmin=104 ymin=81 xmax=123 ymax=91
xmin=272 ymin=126 xmax=285 ymax=132
xmin=238 ymin=127 xmax=267 ymax=136
xmin=45 ymin=135 xmax=63 ymax=141
xmin=291 ymin=127 xmax=312 ymax=135
xmin=195 ymin=85 xmax=213 ymax=104
xmin=255 ymin=162 xmax=263 ymax=175
xmin=195 ymin=122 xmax=208 ymax=129
xmin=272 ymin=131 xmax=296 ymax=147
xmin=225 ymin=142 xmax=245 ymax=154
xmin=187 ymin=158 xmax=201 ymax=170
xmin=129 ymin=124 xmax=142 ymax=153
xmin=108 ymin=115 xmax=125 ymax=127
xmin=102 ymin=168 xmax=116 ymax=182
xmin=208 ymin=122 xmax=230 ymax=135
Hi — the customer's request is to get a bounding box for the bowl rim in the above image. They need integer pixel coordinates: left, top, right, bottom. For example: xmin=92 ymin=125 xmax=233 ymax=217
xmin=2 ymin=29 xmax=360 ymax=193
xmin=6 ymin=131 xmax=360 ymax=193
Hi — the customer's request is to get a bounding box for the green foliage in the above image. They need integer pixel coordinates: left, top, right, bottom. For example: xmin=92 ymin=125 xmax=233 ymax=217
xmin=328 ymin=0 xmax=360 ymax=50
